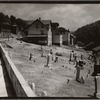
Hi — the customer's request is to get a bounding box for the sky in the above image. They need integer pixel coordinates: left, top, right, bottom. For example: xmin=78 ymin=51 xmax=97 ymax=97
xmin=0 ymin=4 xmax=100 ymax=31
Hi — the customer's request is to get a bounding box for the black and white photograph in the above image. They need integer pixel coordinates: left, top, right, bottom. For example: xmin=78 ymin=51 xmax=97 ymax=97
xmin=0 ymin=3 xmax=100 ymax=99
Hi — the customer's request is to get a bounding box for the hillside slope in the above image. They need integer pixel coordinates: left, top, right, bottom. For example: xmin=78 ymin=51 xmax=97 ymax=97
xmin=0 ymin=38 xmax=95 ymax=98
xmin=74 ymin=20 xmax=100 ymax=49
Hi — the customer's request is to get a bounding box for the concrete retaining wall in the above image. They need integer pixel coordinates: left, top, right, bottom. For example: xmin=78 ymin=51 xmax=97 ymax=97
xmin=0 ymin=44 xmax=36 ymax=97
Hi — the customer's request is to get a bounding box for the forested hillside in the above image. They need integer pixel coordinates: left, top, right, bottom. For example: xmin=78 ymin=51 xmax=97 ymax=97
xmin=74 ymin=20 xmax=100 ymax=49
xmin=0 ymin=12 xmax=27 ymax=33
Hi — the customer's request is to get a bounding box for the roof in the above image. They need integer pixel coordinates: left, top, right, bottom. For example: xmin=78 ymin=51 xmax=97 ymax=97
xmin=58 ymin=27 xmax=69 ymax=32
xmin=25 ymin=20 xmax=34 ymax=25
xmin=70 ymin=34 xmax=76 ymax=38
xmin=27 ymin=34 xmax=47 ymax=37
xmin=41 ymin=20 xmax=51 ymax=25
xmin=25 ymin=19 xmax=51 ymax=26
xmin=24 ymin=19 xmax=51 ymax=31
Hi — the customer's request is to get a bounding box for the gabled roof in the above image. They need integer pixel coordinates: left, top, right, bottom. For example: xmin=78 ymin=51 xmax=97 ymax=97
xmin=41 ymin=20 xmax=51 ymax=25
xmin=24 ymin=19 xmax=51 ymax=31
xmin=25 ymin=19 xmax=51 ymax=26
xmin=25 ymin=20 xmax=34 ymax=25
xmin=58 ymin=27 xmax=69 ymax=32
xmin=23 ymin=19 xmax=49 ymax=31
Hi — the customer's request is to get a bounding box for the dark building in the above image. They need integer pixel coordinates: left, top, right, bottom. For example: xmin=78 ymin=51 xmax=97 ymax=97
xmin=0 ymin=20 xmax=11 ymax=38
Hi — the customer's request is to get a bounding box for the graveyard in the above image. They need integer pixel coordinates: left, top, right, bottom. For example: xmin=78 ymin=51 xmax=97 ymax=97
xmin=0 ymin=37 xmax=95 ymax=97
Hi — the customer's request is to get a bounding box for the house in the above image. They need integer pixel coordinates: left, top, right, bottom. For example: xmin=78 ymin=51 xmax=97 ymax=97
xmin=52 ymin=23 xmax=75 ymax=46
xmin=62 ymin=29 xmax=70 ymax=45
xmin=0 ymin=21 xmax=11 ymax=38
xmin=22 ymin=17 xmax=52 ymax=45
xmin=51 ymin=23 xmax=62 ymax=46
xmin=22 ymin=17 xmax=75 ymax=46
xmin=68 ymin=33 xmax=76 ymax=46
xmin=52 ymin=28 xmax=63 ymax=46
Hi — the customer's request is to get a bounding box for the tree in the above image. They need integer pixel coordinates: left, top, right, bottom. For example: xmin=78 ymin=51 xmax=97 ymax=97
xmin=51 ymin=22 xmax=59 ymax=29
xmin=0 ymin=12 xmax=5 ymax=25
xmin=77 ymin=41 xmax=84 ymax=47
xmin=16 ymin=18 xmax=27 ymax=30
xmin=74 ymin=20 xmax=100 ymax=48
xmin=4 ymin=15 xmax=11 ymax=24
xmin=10 ymin=15 xmax=16 ymax=25
xmin=58 ymin=27 xmax=68 ymax=35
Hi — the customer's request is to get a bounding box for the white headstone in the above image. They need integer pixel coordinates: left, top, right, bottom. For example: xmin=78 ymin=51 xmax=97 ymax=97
xmin=31 ymin=83 xmax=35 ymax=93
xmin=46 ymin=53 xmax=52 ymax=67
xmin=41 ymin=91 xmax=47 ymax=97
xmin=95 ymin=76 xmax=100 ymax=98
xmin=69 ymin=51 xmax=75 ymax=61
xmin=75 ymin=63 xmax=81 ymax=80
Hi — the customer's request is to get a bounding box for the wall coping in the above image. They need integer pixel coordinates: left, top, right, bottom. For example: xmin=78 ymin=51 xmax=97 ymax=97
xmin=0 ymin=43 xmax=36 ymax=97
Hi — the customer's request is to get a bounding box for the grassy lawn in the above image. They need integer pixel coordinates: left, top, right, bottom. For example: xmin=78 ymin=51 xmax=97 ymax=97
xmin=0 ymin=37 xmax=95 ymax=97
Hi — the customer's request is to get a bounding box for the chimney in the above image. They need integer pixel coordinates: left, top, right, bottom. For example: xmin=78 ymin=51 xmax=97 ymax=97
xmin=39 ymin=17 xmax=41 ymax=20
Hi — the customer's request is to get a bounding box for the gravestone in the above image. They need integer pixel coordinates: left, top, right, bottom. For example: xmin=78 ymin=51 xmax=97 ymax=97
xmin=75 ymin=61 xmax=83 ymax=81
xmin=20 ymin=40 xmax=22 ymax=43
xmin=74 ymin=53 xmax=77 ymax=65
xmin=67 ymin=79 xmax=70 ymax=84
xmin=45 ymin=52 xmax=52 ymax=67
xmin=41 ymin=91 xmax=47 ymax=97
xmin=80 ymin=76 xmax=85 ymax=84
xmin=69 ymin=51 xmax=75 ymax=65
xmin=62 ymin=65 xmax=64 ymax=67
xmin=54 ymin=56 xmax=58 ymax=62
xmin=51 ymin=50 xmax=55 ymax=62
xmin=31 ymin=83 xmax=35 ymax=93
xmin=94 ymin=75 xmax=100 ymax=98
xmin=86 ymin=74 xmax=89 ymax=78
xmin=42 ymin=71 xmax=43 ymax=74
xmin=41 ymin=51 xmax=44 ymax=57
xmin=29 ymin=53 xmax=33 ymax=60
xmin=92 ymin=49 xmax=100 ymax=76
xmin=81 ymin=54 xmax=83 ymax=60
xmin=41 ymin=46 xmax=44 ymax=57
xmin=74 ymin=70 xmax=76 ymax=73
xmin=88 ymin=70 xmax=90 ymax=74
xmin=69 ymin=51 xmax=75 ymax=62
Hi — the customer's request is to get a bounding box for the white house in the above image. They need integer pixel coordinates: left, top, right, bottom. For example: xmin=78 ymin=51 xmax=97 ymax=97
xmin=22 ymin=18 xmax=75 ymax=46
xmin=23 ymin=18 xmax=52 ymax=45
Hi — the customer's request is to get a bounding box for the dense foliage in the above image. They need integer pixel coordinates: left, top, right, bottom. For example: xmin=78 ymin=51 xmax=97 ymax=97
xmin=0 ymin=12 xmax=27 ymax=34
xmin=74 ymin=20 xmax=100 ymax=48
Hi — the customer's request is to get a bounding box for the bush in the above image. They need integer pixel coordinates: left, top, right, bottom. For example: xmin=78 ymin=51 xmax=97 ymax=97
xmin=77 ymin=41 xmax=84 ymax=47
xmin=55 ymin=52 xmax=63 ymax=56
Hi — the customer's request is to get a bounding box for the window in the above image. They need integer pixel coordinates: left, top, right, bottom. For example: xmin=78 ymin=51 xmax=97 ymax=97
xmin=41 ymin=30 xmax=44 ymax=35
xmin=36 ymin=24 xmax=38 ymax=29
xmin=25 ymin=31 xmax=28 ymax=35
xmin=41 ymin=25 xmax=44 ymax=29
xmin=55 ymin=32 xmax=59 ymax=35
xmin=46 ymin=24 xmax=49 ymax=27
